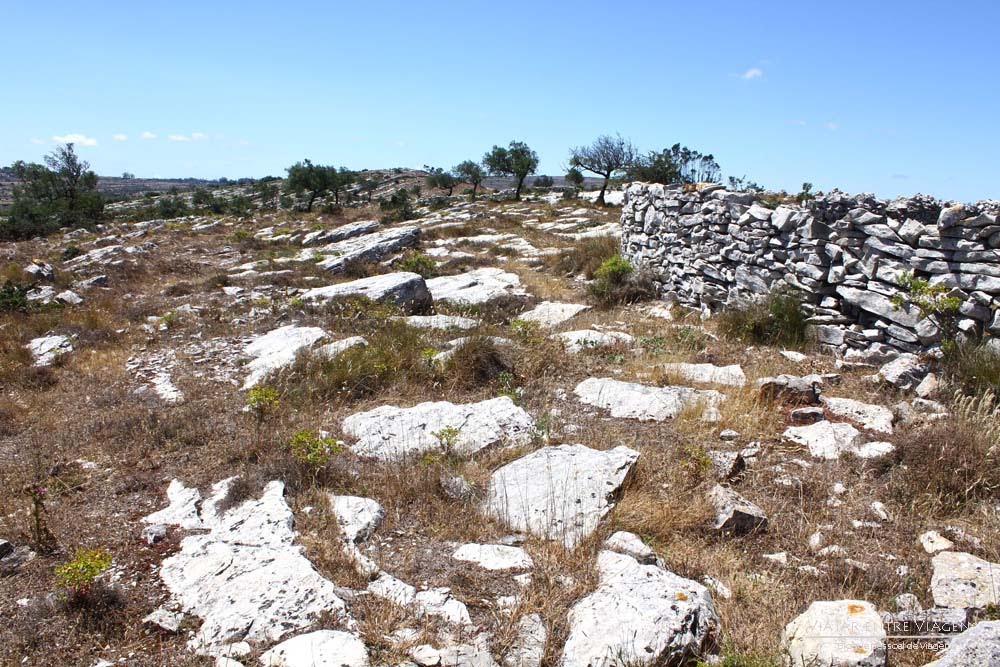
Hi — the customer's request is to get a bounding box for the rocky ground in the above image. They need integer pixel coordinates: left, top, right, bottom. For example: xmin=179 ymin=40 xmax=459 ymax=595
xmin=1 ymin=186 xmax=999 ymax=667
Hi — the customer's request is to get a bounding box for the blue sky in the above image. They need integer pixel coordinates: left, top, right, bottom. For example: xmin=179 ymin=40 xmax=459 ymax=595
xmin=4 ymin=1 xmax=999 ymax=202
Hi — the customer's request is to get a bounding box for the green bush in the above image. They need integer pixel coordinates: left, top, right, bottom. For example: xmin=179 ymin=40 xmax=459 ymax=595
xmin=379 ymin=189 xmax=416 ymax=222
xmin=0 ymin=280 xmax=31 ymax=313
xmin=288 ymin=429 xmax=342 ymax=468
xmin=396 ymin=252 xmax=437 ymax=278
xmin=588 ymin=255 xmax=656 ymax=308
xmin=717 ymin=289 xmax=809 ymax=348
xmin=54 ymin=548 xmax=112 ymax=599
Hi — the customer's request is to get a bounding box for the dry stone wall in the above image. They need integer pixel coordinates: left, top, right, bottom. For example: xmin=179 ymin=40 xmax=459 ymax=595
xmin=620 ymin=182 xmax=1000 ymax=354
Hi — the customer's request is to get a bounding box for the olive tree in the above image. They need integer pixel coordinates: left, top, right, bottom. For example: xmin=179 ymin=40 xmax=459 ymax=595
xmin=424 ymin=166 xmax=458 ymax=196
xmin=568 ymin=134 xmax=637 ymax=205
xmin=285 ymin=160 xmax=353 ymax=211
xmin=453 ymin=160 xmax=485 ymax=200
xmin=2 ymin=143 xmax=104 ymax=240
xmin=483 ymin=141 xmax=538 ymax=200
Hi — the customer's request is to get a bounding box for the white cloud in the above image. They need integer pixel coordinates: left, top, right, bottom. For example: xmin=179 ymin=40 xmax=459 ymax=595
xmin=52 ymin=133 xmax=97 ymax=146
xmin=191 ymin=132 xmax=207 ymax=140
xmin=140 ymin=131 xmax=157 ymax=140
xmin=29 ymin=138 xmax=45 ymax=145
xmin=168 ymin=134 xmax=191 ymax=142
xmin=741 ymin=68 xmax=763 ymax=80
xmin=824 ymin=121 xmax=840 ymax=131
xmin=792 ymin=119 xmax=807 ymax=126
xmin=113 ymin=133 xmax=128 ymax=141
xmin=238 ymin=138 xmax=251 ymax=146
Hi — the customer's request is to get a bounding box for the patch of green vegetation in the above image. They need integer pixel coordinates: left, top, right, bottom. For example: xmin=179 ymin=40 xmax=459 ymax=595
xmin=717 ymin=288 xmax=809 ymax=348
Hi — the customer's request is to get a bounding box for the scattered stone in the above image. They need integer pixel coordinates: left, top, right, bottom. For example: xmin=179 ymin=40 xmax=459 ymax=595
xmin=312 ymin=226 xmax=421 ymax=273
xmin=27 ymin=334 xmax=74 ymax=367
xmin=875 ymin=354 xmax=930 ymax=391
xmin=780 ymin=600 xmax=886 ymax=667
xmin=300 ymin=272 xmax=432 ymax=313
xmin=553 ymin=329 xmax=634 ymax=353
xmin=414 ymin=587 xmax=472 ymax=625
xmin=708 ymin=485 xmax=767 ymax=535
xmin=661 ymin=362 xmax=746 ymax=387
xmin=485 ymin=444 xmax=639 ymax=548
xmin=242 ymin=325 xmax=328 ymax=389
xmin=762 ymin=552 xmax=789 ymax=566
xmin=329 ymin=496 xmax=384 ymax=543
xmin=426 ymin=268 xmax=528 ymax=305
xmin=922 ymin=620 xmax=1000 ymax=666
xmin=707 ymin=450 xmax=747 ymax=480
xmin=783 ymin=421 xmax=892 ymax=460
xmin=790 ymin=407 xmax=826 ymax=425
xmin=758 ymin=374 xmax=821 ymax=404
xmin=315 ymin=336 xmax=368 ymax=359
xmin=23 ymin=261 xmax=54 ymax=281
xmin=719 ymin=429 xmax=740 ymax=441
xmin=342 ymin=397 xmax=535 ymax=461
xmin=820 ymin=397 xmax=894 ymax=434
xmin=931 ymin=551 xmax=1000 ymax=609
xmin=915 ymin=372 xmax=940 ymax=398
xmin=604 ymin=531 xmax=661 ymax=566
xmin=142 ymin=524 xmax=168 ymax=546
xmin=518 ymin=301 xmax=590 ymax=328
xmin=780 ymin=350 xmax=808 ymax=363
xmin=453 ymin=543 xmax=534 ymax=571
xmin=573 ymin=377 xmax=724 ymax=422
xmin=259 ymin=630 xmax=369 ymax=667
xmin=560 ymin=550 xmax=719 ymax=667
xmin=870 ymin=502 xmax=892 ymax=522
xmin=439 ymin=472 xmax=476 ymax=501
xmin=920 ymin=530 xmax=955 ymax=554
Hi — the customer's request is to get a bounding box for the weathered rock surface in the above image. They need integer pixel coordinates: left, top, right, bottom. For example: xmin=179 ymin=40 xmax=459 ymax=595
xmin=758 ymin=374 xmax=822 ymax=404
xmin=259 ymin=630 xmax=369 ymax=667
xmin=426 ymin=268 xmax=528 ymax=305
xmin=931 ymin=551 xmax=1000 ymax=609
xmin=27 ymin=334 xmax=73 ymax=367
xmin=300 ymin=272 xmax=432 ymax=313
xmin=820 ymin=397 xmax=895 ymax=434
xmin=144 ymin=479 xmax=350 ymax=656
xmin=553 ymin=329 xmax=633 ymax=353
xmin=604 ymin=531 xmax=661 ymax=566
xmin=503 ymin=614 xmax=546 ymax=667
xmin=661 ymin=362 xmax=746 ymax=387
xmin=518 ymin=301 xmax=590 ymax=328
xmin=329 ymin=495 xmax=384 ymax=543
xmin=452 ymin=543 xmax=534 ymax=571
xmin=923 ymin=620 xmax=1000 ymax=666
xmin=574 ymin=377 xmax=724 ymax=421
xmin=708 ymin=484 xmax=767 ymax=534
xmin=342 ymin=397 xmax=535 ymax=461
xmin=876 ymin=354 xmax=930 ymax=390
xmin=780 ymin=600 xmax=886 ymax=667
xmin=485 ymin=444 xmax=639 ymax=548
xmin=783 ymin=421 xmax=894 ymax=460
xmin=312 ymin=226 xmax=421 ymax=273
xmin=560 ymin=550 xmax=719 ymax=667
xmin=401 ymin=314 xmax=479 ymax=330
xmin=242 ymin=325 xmax=328 ymax=389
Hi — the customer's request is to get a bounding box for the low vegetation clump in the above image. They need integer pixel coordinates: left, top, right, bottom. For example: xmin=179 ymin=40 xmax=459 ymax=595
xmin=395 ymin=251 xmax=437 ymax=278
xmin=717 ymin=289 xmax=809 ymax=348
xmin=288 ymin=429 xmax=342 ymax=468
xmin=440 ymin=336 xmax=515 ymax=391
xmin=1 ymin=280 xmax=32 ymax=313
xmin=940 ymin=340 xmax=1000 ymax=393
xmin=54 ymin=548 xmax=112 ymax=602
xmin=546 ymin=235 xmax=619 ymax=279
xmin=588 ymin=254 xmax=657 ymax=308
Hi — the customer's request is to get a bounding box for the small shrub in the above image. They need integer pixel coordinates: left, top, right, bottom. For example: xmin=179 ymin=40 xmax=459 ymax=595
xmin=441 ymin=336 xmax=514 ymax=390
xmin=717 ymin=289 xmax=809 ymax=348
xmin=246 ymin=385 xmax=280 ymax=423
xmin=396 ymin=252 xmax=437 ymax=278
xmin=61 ymin=244 xmax=83 ymax=261
xmin=588 ymin=254 xmax=657 ymax=308
xmin=54 ymin=548 xmax=112 ymax=600
xmin=288 ymin=429 xmax=342 ymax=468
xmin=892 ymin=270 xmax=962 ymax=344
xmin=546 ymin=235 xmax=619 ymax=279
xmin=0 ymin=280 xmax=31 ymax=313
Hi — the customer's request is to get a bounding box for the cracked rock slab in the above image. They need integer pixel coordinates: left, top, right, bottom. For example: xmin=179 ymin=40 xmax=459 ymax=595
xmin=484 ymin=444 xmax=639 ymax=548
xmin=426 ymin=268 xmax=528 ymax=305
xmin=452 ymin=544 xmax=534 ymax=571
xmin=931 ymin=551 xmax=1000 ymax=609
xmin=300 ymin=271 xmax=431 ymax=313
xmin=661 ymin=362 xmax=746 ymax=387
xmin=780 ymin=600 xmax=886 ymax=667
xmin=574 ymin=377 xmax=724 ymax=422
xmin=260 ymin=630 xmax=369 ymax=667
xmin=517 ymin=301 xmax=590 ymax=328
xmin=242 ymin=325 xmax=328 ymax=389
xmin=342 ymin=397 xmax=535 ymax=461
xmin=560 ymin=550 xmax=719 ymax=667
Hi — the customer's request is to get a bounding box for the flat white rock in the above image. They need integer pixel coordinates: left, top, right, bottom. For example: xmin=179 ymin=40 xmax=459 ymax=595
xmin=142 ymin=479 xmax=202 ymax=530
xmin=485 ymin=444 xmax=639 ymax=548
xmin=553 ymin=330 xmax=633 ymax=353
xmin=342 ymin=397 xmax=535 ymax=461
xmin=661 ymin=362 xmax=746 ymax=387
xmin=300 ymin=272 xmax=431 ymax=312
xmin=242 ymin=325 xmax=327 ymax=389
xmin=401 ymin=315 xmax=479 ymax=330
xmin=574 ymin=377 xmax=724 ymax=422
xmin=452 ymin=543 xmax=534 ymax=571
xmin=920 ymin=530 xmax=955 ymax=554
xmin=783 ymin=421 xmax=891 ymax=460
xmin=504 ymin=613 xmax=547 ymax=667
xmin=426 ymin=268 xmax=528 ymax=305
xmin=144 ymin=479 xmax=350 ymax=656
xmin=931 ymin=551 xmax=1000 ymax=609
xmin=923 ymin=620 xmax=1000 ymax=666
xmin=820 ymin=396 xmax=894 ymax=434
xmin=315 ymin=336 xmax=368 ymax=359
xmin=27 ymin=335 xmax=73 ymax=367
xmin=560 ymin=550 xmax=719 ymax=667
xmin=312 ymin=226 xmax=421 ymax=273
xmin=260 ymin=630 xmax=369 ymax=667
xmin=780 ymin=600 xmax=886 ymax=667
xmin=518 ymin=301 xmax=590 ymax=328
